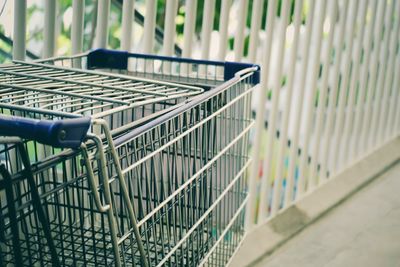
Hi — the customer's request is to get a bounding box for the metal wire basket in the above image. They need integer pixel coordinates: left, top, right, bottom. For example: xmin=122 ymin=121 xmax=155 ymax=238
xmin=0 ymin=50 xmax=260 ymax=266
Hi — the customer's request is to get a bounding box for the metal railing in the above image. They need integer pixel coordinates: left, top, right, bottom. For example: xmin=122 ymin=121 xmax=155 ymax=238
xmin=9 ymin=0 xmax=400 ymax=237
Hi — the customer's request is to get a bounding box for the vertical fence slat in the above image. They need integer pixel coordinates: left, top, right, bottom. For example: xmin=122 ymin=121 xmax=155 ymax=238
xmin=245 ymin=0 xmax=277 ymax=230
xmin=182 ymin=0 xmax=197 ymax=58
xmin=286 ymin=0 xmax=316 ymax=198
xmin=43 ymin=0 xmax=57 ymax=58
xmin=368 ymin=2 xmax=396 ymax=150
xmin=72 ymin=0 xmax=85 ymax=55
xmin=200 ymin=0 xmax=215 ymax=60
xmin=233 ymin=0 xmax=248 ymax=61
xmin=260 ymin=0 xmax=292 ymax=218
xmin=143 ymin=0 xmax=157 ymax=54
xmin=385 ymin=33 xmax=400 ymax=139
xmin=248 ymin=0 xmax=263 ymax=63
xmin=331 ymin=0 xmax=360 ymax=173
xmin=297 ymin=0 xmax=328 ymax=193
xmin=282 ymin=0 xmax=304 ymax=207
xmin=320 ymin=0 xmax=350 ymax=180
xmin=338 ymin=0 xmax=369 ymax=168
xmin=391 ymin=51 xmax=400 ymax=138
xmin=375 ymin=0 xmax=400 ymax=146
xmin=308 ymin=0 xmax=338 ymax=187
xmin=13 ymin=0 xmax=27 ymax=60
xmin=350 ymin=0 xmax=379 ymax=160
xmin=359 ymin=2 xmax=389 ymax=154
xmin=95 ymin=0 xmax=110 ymax=48
xmin=121 ymin=0 xmax=135 ymax=51
xmin=217 ymin=0 xmax=231 ymax=61
xmin=163 ymin=0 xmax=178 ymax=56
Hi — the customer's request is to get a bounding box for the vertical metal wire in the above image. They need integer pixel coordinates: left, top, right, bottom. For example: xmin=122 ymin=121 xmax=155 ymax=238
xmin=259 ymin=0 xmax=291 ymax=218
xmin=143 ymin=0 xmax=157 ymax=54
xmin=350 ymin=0 xmax=379 ymax=160
xmin=375 ymin=0 xmax=400 ymax=147
xmin=233 ymin=0 xmax=248 ymax=61
xmin=248 ymin=0 xmax=263 ymax=63
xmin=43 ymin=0 xmax=57 ymax=58
xmin=245 ymin=0 xmax=277 ymax=230
xmin=331 ymin=0 xmax=360 ymax=173
xmin=13 ymin=0 xmax=26 ymax=60
xmin=163 ymin=0 xmax=178 ymax=56
xmin=121 ymin=0 xmax=135 ymax=51
xmin=308 ymin=0 xmax=338 ymax=189
xmin=281 ymin=0 xmax=304 ymax=207
xmin=182 ymin=0 xmax=197 ymax=58
xmin=217 ymin=0 xmax=231 ymax=61
xmin=286 ymin=0 xmax=316 ymax=198
xmin=72 ymin=0 xmax=85 ymax=55
xmin=95 ymin=0 xmax=110 ymax=48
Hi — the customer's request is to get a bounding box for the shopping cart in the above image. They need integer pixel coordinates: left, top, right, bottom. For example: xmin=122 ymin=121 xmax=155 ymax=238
xmin=0 ymin=49 xmax=260 ymax=266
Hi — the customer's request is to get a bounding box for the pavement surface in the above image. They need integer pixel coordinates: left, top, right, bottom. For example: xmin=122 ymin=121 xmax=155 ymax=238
xmin=253 ymin=163 xmax=400 ymax=267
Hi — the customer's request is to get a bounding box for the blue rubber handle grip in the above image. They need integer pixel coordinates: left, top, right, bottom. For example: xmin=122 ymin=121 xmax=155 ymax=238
xmin=0 ymin=115 xmax=91 ymax=148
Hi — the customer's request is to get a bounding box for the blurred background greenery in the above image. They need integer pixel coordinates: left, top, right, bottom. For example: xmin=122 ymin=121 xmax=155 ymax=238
xmin=0 ymin=0 xmax=301 ymax=63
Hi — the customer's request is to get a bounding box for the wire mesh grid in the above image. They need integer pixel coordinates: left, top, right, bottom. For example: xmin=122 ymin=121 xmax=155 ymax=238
xmin=0 ymin=55 xmax=258 ymax=266
xmin=37 ymin=50 xmax=228 ymax=88
xmin=0 ymin=61 xmax=202 ymax=133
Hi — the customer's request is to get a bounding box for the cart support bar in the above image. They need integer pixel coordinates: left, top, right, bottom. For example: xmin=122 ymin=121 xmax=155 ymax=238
xmin=0 ymin=115 xmax=90 ymax=148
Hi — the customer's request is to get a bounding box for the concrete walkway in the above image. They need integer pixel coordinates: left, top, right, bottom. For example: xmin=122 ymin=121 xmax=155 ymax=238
xmin=253 ymin=163 xmax=400 ymax=267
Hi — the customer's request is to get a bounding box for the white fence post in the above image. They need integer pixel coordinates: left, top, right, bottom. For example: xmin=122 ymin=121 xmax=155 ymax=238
xmin=350 ymin=0 xmax=379 ymax=160
xmin=200 ymin=0 xmax=215 ymax=60
xmin=308 ymin=0 xmax=338 ymax=189
xmin=143 ymin=0 xmax=157 ymax=54
xmin=282 ymin=0 xmax=304 ymax=207
xmin=297 ymin=0 xmax=328 ymax=193
xmin=390 ymin=52 xmax=400 ymax=138
xmin=248 ymin=0 xmax=263 ymax=63
xmin=260 ymin=0 xmax=292 ymax=218
xmin=320 ymin=0 xmax=350 ymax=180
xmin=72 ymin=0 xmax=85 ymax=55
xmin=337 ymin=0 xmax=369 ymax=170
xmin=182 ymin=0 xmax=197 ymax=58
xmin=367 ymin=2 xmax=395 ymax=150
xmin=43 ymin=0 xmax=57 ymax=58
xmin=359 ymin=2 xmax=389 ymax=155
xmin=121 ymin=0 xmax=135 ymax=51
xmin=245 ymin=0 xmax=277 ymax=230
xmin=95 ymin=0 xmax=110 ymax=48
xmin=385 ymin=25 xmax=400 ymax=140
xmin=163 ymin=0 xmax=178 ymax=56
xmin=217 ymin=0 xmax=231 ymax=61
xmin=375 ymin=0 xmax=400 ymax=147
xmin=233 ymin=0 xmax=248 ymax=61
xmin=13 ymin=0 xmax=26 ymax=60
xmin=286 ymin=0 xmax=316 ymax=198
xmin=331 ymin=0 xmax=360 ymax=173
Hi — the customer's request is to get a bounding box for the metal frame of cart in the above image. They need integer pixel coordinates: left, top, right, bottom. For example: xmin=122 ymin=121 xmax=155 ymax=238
xmin=0 ymin=49 xmax=260 ymax=266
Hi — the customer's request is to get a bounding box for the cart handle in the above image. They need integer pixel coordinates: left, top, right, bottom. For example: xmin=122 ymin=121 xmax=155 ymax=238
xmin=0 ymin=115 xmax=91 ymax=149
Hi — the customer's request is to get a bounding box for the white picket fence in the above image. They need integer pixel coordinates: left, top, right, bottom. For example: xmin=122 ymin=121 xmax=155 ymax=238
xmin=11 ymin=0 xmax=400 ymax=231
